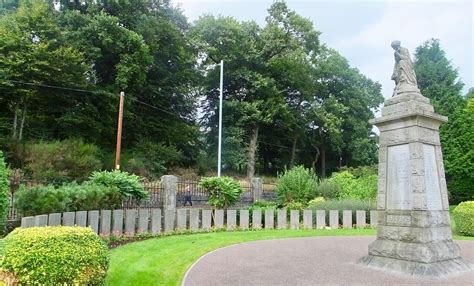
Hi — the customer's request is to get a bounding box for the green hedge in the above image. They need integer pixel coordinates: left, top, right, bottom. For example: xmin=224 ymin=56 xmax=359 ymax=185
xmin=453 ymin=201 xmax=474 ymax=236
xmin=1 ymin=226 xmax=109 ymax=285
xmin=14 ymin=183 xmax=122 ymax=216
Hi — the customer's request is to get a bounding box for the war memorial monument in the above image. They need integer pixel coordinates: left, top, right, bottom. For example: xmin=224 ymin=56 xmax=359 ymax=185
xmin=358 ymin=41 xmax=472 ymax=277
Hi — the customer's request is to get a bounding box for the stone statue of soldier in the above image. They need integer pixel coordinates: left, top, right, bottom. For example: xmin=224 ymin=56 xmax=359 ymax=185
xmin=391 ymin=40 xmax=420 ymax=96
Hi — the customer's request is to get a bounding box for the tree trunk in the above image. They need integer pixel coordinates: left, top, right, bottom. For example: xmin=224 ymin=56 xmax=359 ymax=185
xmin=321 ymin=145 xmax=326 ymax=178
xmin=18 ymin=108 xmax=26 ymax=141
xmin=246 ymin=125 xmax=259 ymax=181
xmin=12 ymin=105 xmax=18 ymax=139
xmin=311 ymin=147 xmax=319 ymax=171
xmin=289 ymin=137 xmax=297 ymax=168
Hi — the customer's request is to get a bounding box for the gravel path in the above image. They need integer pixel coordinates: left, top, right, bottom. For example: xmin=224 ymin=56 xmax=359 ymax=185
xmin=183 ymin=236 xmax=474 ymax=286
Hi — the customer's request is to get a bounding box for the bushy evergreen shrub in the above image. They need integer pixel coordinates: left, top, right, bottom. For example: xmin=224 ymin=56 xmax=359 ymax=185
xmin=2 ymin=226 xmax=109 ymax=285
xmin=200 ymin=176 xmax=242 ymax=208
xmin=453 ymin=201 xmax=474 ymax=236
xmin=276 ymin=166 xmax=318 ymax=205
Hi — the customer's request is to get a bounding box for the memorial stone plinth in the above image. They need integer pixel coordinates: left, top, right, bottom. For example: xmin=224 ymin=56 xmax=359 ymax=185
xmin=359 ymin=91 xmax=471 ymax=277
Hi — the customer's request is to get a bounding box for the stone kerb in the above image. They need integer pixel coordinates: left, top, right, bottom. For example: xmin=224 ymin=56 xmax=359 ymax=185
xmin=20 ymin=208 xmax=377 ymax=236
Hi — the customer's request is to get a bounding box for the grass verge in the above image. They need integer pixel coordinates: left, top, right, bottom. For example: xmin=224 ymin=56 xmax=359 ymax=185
xmin=106 ymin=228 xmax=472 ymax=286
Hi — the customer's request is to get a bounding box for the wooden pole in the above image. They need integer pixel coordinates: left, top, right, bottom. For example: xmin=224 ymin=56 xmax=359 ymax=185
xmin=115 ymin=91 xmax=125 ymax=170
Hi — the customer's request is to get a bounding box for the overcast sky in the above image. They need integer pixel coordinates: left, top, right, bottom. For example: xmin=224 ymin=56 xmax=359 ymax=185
xmin=173 ymin=0 xmax=473 ymax=100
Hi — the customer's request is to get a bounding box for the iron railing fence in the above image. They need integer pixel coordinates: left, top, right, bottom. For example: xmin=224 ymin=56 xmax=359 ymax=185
xmin=176 ymin=180 xmax=254 ymax=205
xmin=122 ymin=181 xmax=164 ymax=210
xmin=7 ymin=176 xmax=275 ymax=219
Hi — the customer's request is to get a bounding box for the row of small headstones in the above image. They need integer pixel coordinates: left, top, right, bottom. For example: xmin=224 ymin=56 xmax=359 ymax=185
xmin=21 ymin=209 xmax=379 ymax=236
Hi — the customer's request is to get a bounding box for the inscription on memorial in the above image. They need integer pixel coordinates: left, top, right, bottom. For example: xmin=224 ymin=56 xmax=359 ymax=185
xmin=386 ymin=214 xmax=411 ymax=226
xmin=387 ymin=144 xmax=412 ymax=209
xmin=423 ymin=144 xmax=442 ymax=210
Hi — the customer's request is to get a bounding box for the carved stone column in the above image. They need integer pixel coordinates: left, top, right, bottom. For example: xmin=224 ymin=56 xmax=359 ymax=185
xmin=359 ymin=92 xmax=471 ymax=277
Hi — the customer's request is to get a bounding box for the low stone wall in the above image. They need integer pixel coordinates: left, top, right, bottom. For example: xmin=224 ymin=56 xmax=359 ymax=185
xmin=20 ymin=209 xmax=378 ymax=236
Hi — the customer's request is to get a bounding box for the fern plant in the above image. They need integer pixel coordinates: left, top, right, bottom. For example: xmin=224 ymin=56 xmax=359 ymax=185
xmin=199 ymin=177 xmax=242 ymax=209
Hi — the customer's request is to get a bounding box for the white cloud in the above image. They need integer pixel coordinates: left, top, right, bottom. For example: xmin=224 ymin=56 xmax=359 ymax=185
xmin=333 ymin=1 xmax=473 ymax=98
xmin=174 ymin=0 xmax=473 ymax=99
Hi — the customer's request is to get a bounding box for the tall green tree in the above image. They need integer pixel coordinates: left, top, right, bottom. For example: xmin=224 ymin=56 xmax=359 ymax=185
xmin=441 ymin=90 xmax=474 ymax=203
xmin=60 ymin=0 xmax=201 ymax=166
xmin=306 ymin=47 xmax=382 ymax=177
xmin=0 ymin=1 xmax=90 ymax=142
xmin=0 ymin=0 xmax=201 ymax=176
xmin=414 ymin=39 xmax=470 ymax=203
xmin=191 ymin=1 xmax=320 ymax=180
xmin=414 ymin=38 xmax=465 ymax=115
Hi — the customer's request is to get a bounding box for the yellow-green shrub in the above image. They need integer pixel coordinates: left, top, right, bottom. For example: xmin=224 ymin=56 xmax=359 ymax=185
xmin=1 ymin=226 xmax=109 ymax=285
xmin=453 ymin=201 xmax=474 ymax=236
xmin=308 ymin=197 xmax=325 ymax=206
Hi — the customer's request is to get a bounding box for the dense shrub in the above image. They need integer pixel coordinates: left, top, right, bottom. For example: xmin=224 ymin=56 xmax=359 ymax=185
xmin=200 ymin=176 xmax=242 ymax=208
xmin=276 ymin=166 xmax=318 ymax=205
xmin=316 ymin=179 xmax=340 ymax=199
xmin=448 ymin=179 xmax=474 ymax=206
xmin=64 ymin=183 xmax=122 ymax=211
xmin=329 ymin=171 xmax=377 ymax=201
xmin=2 ymin=226 xmax=109 ymax=285
xmin=285 ymin=201 xmax=306 ymax=211
xmin=14 ymin=185 xmax=70 ymax=216
xmin=248 ymin=201 xmax=277 ymax=211
xmin=308 ymin=197 xmax=325 ymax=205
xmin=120 ymin=141 xmax=183 ymax=178
xmin=25 ymin=139 xmax=102 ymax=182
xmin=340 ymin=165 xmax=377 ymax=177
xmin=453 ymin=201 xmax=474 ymax=236
xmin=0 ymin=151 xmax=8 ymax=226
xmin=88 ymin=170 xmax=147 ymax=199
xmin=14 ymin=183 xmax=122 ymax=216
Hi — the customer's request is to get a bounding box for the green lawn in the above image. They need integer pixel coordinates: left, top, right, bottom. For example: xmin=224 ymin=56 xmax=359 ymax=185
xmin=106 ymin=229 xmax=473 ymax=286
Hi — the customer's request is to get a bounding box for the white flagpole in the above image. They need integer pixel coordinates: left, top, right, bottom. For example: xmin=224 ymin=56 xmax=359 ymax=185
xmin=217 ymin=60 xmax=224 ymax=177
